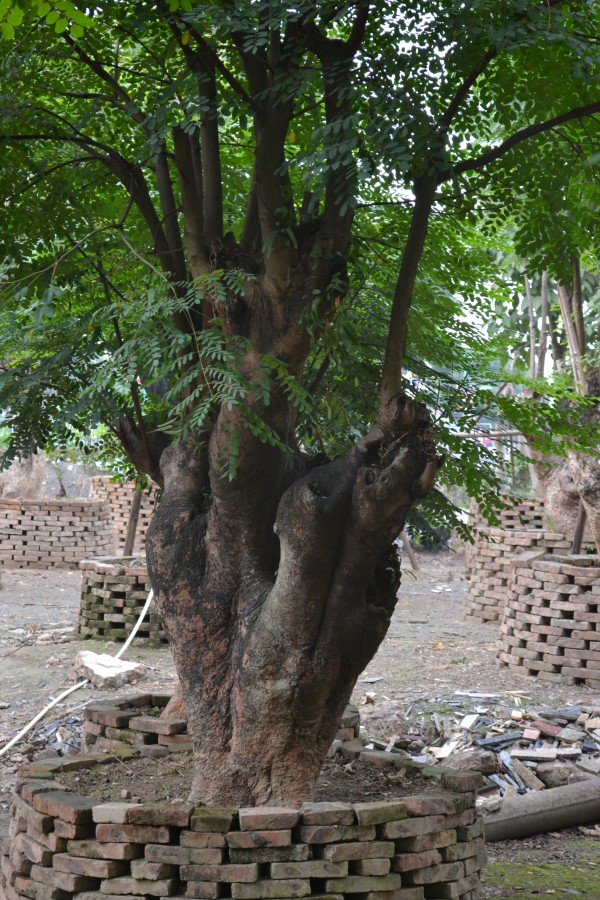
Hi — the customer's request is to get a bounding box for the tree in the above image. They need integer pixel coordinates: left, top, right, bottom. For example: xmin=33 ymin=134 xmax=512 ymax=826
xmin=2 ymin=1 xmax=600 ymax=804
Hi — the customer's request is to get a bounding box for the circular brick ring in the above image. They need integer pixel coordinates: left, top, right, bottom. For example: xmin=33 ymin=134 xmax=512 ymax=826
xmin=2 ymin=696 xmax=486 ymax=900
xmin=497 ymin=554 xmax=600 ymax=689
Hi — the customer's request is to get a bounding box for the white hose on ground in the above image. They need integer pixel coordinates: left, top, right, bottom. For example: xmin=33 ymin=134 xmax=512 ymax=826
xmin=0 ymin=588 xmax=155 ymax=758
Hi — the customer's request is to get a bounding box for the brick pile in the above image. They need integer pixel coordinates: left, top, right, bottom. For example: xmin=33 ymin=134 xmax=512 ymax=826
xmin=77 ymin=558 xmax=166 ymax=647
xmin=2 ymin=753 xmax=484 ymax=900
xmin=0 ymin=499 xmax=114 ymax=569
xmin=497 ymin=554 xmax=600 ymax=689
xmin=88 ymin=476 xmax=157 ymax=554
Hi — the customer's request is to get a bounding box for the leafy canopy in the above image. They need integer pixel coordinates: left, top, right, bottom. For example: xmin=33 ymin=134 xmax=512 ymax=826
xmin=1 ymin=0 xmax=600 ymax=528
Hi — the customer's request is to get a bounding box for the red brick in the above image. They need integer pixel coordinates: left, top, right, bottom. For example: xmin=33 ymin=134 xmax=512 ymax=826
xmin=180 ymin=832 xmax=227 ymax=849
xmin=322 ymin=840 xmax=394 ymax=862
xmin=353 ymin=801 xmax=407 ymax=826
xmin=456 ymin=820 xmax=484 ymax=841
xmin=96 ymin=823 xmax=172 ymax=843
xmin=395 ymin=829 xmax=457 ymax=853
xmin=300 ymin=803 xmax=354 ymax=826
xmin=441 ymin=770 xmax=483 ymax=792
xmin=403 ymin=795 xmax=463 ymax=817
xmin=54 ymin=818 xmax=95 ymax=839
xmin=52 ymin=852 xmax=128 ymax=878
xmin=297 ymin=824 xmax=375 ymax=843
xmin=403 ymin=860 xmax=464 ymax=884
xmin=189 ymin=848 xmax=225 ymax=865
xmin=30 ymin=862 xmax=100 ymax=892
xmin=270 ymin=860 xmax=348 ymax=878
xmin=180 ymin=863 xmax=259 ymax=882
xmin=67 ymin=838 xmax=144 ymax=860
xmin=190 ymin=809 xmax=237 ymax=833
xmin=18 ymin=780 xmax=66 ymax=805
xmin=441 ymin=836 xmax=485 ymax=862
xmin=129 ymin=716 xmax=187 ymax=735
xmin=126 ymin=802 xmax=194 ymax=827
xmin=24 ymin=827 xmax=67 ymax=854
xmin=323 ymin=873 xmax=402 ymax=893
xmin=12 ymin=832 xmax=53 ymax=867
xmin=32 ymin=790 xmax=95 ymax=825
xmin=100 ymin=874 xmax=178 ymax=895
xmin=392 ymin=848 xmax=443 ymax=872
xmin=352 ymin=857 xmax=391 ymax=876
xmin=226 ymin=830 xmax=291 ymax=849
xmin=231 ymin=878 xmax=311 ymax=899
xmin=185 ymin=883 xmax=223 ymax=899
xmin=145 ymin=843 xmax=191 ymax=865
xmin=130 ymin=858 xmax=178 ymax=879
xmin=13 ymin=796 xmax=53 ymax=834
xmin=239 ymin=808 xmax=299 ymax=831
xmin=380 ymin=815 xmax=445 ymax=839
xmin=229 ymin=845 xmax=310 ymax=864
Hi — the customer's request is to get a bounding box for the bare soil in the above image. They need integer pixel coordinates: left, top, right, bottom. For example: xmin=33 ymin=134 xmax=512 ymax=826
xmin=59 ymin=754 xmax=439 ymax=806
xmin=1 ymin=548 xmax=600 ymax=898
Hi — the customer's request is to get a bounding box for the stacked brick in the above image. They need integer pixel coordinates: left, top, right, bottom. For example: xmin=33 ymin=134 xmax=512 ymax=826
xmin=464 ymin=501 xmax=573 ymax=623
xmin=78 ymin=558 xmax=167 ymax=647
xmin=2 ymin=754 xmax=484 ymax=900
xmin=497 ymin=554 xmax=600 ymax=689
xmin=81 ymin=695 xmax=361 ymax=757
xmin=467 ymin=499 xmax=546 ymax=533
xmin=464 ymin=528 xmax=571 ymax=622
xmin=89 ymin=477 xmax=157 ymax=554
xmin=0 ymin=499 xmax=114 ymax=569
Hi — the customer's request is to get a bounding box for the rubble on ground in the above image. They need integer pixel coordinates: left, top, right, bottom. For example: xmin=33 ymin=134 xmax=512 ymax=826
xmin=343 ymin=689 xmax=600 ymax=813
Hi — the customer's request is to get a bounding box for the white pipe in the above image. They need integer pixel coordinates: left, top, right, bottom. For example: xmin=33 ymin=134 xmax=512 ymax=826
xmin=115 ymin=589 xmax=154 ymax=659
xmin=0 ymin=679 xmax=90 ymax=758
xmin=0 ymin=588 xmax=155 ymax=758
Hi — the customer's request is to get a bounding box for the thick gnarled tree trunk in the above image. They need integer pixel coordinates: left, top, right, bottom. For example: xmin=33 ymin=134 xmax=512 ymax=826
xmin=146 ymin=393 xmax=439 ymax=806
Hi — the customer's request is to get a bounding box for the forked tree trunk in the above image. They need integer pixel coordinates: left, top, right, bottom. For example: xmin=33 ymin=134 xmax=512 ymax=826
xmin=146 ymin=395 xmax=440 ymax=806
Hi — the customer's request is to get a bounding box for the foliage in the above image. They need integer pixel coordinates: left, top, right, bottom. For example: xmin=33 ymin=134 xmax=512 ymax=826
xmin=1 ymin=0 xmax=600 ymax=527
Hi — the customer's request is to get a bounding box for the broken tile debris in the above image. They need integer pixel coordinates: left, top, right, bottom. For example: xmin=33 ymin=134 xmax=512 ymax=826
xmin=349 ymin=690 xmax=600 ymax=812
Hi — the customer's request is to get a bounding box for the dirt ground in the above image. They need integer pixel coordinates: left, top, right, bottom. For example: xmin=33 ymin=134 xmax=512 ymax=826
xmin=1 ymin=548 xmax=600 ymax=898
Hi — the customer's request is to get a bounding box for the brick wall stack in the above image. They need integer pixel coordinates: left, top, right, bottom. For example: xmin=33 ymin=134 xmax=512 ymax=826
xmin=88 ymin=476 xmax=157 ymax=554
xmin=78 ymin=558 xmax=166 ymax=647
xmin=2 ymin=741 xmax=485 ymax=900
xmin=80 ymin=695 xmax=361 ymax=757
xmin=497 ymin=554 xmax=600 ymax=689
xmin=464 ymin=499 xmax=572 ymax=622
xmin=464 ymin=527 xmax=572 ymax=622
xmin=0 ymin=499 xmax=114 ymax=569
xmin=467 ymin=499 xmax=546 ymax=533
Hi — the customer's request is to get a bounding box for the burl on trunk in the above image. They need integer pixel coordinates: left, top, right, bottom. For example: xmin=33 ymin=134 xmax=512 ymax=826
xmin=146 ymin=394 xmax=441 ymax=807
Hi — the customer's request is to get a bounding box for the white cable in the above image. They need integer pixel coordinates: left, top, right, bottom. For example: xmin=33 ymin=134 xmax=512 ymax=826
xmin=0 ymin=588 xmax=155 ymax=758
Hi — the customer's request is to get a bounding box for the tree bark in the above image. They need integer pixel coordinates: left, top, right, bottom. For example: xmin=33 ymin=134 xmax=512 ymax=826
xmin=146 ymin=392 xmax=441 ymax=806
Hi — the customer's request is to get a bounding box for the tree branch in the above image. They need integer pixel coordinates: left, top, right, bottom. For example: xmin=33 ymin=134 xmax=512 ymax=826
xmin=154 ymin=147 xmax=187 ymax=283
xmin=181 ymin=24 xmax=256 ymax=112
xmin=447 ymin=100 xmax=600 ymax=180
xmin=172 ymin=125 xmax=210 ymax=280
xmin=378 ymin=175 xmax=438 ymax=412
xmin=438 ymin=48 xmax=496 ymax=131
xmin=345 ymin=0 xmax=370 ymax=57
